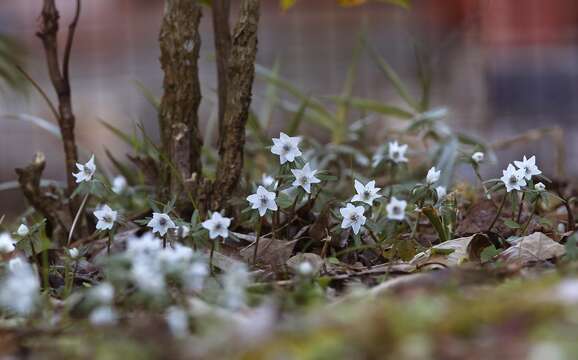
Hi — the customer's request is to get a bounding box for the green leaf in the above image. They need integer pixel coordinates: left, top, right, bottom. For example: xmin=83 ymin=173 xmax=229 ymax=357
xmin=480 ymin=245 xmax=501 ymax=262
xmin=422 ymin=206 xmax=448 ymax=243
xmin=133 ymin=80 xmax=160 ymax=111
xmin=565 ymin=233 xmax=578 ymax=261
xmin=277 ymin=192 xmax=294 ymax=209
xmin=327 ymin=96 xmax=414 ymax=119
xmin=362 ymin=37 xmax=418 ymax=110
xmin=503 ymin=219 xmax=521 ymax=229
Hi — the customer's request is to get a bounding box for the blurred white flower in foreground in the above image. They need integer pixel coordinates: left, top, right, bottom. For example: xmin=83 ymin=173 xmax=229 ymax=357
xmin=89 ymin=282 xmax=115 ymax=304
xmin=222 ymin=263 xmax=250 ymax=310
xmin=73 ymin=155 xmax=96 ymax=183
xmin=0 ymin=233 xmax=16 ymax=253
xmin=69 ymin=247 xmax=80 ymax=259
xmin=184 ymin=262 xmax=209 ymax=292
xmin=90 ymin=306 xmax=118 ymax=326
xmin=0 ymin=258 xmax=39 ymax=315
xmin=94 ymin=204 xmax=118 ymax=231
xmin=166 ymin=306 xmax=189 ymax=338
xmin=270 ymin=132 xmax=302 ymax=164
xmin=147 ymin=213 xmax=176 ymax=236
xmin=261 ymin=174 xmax=277 ymax=189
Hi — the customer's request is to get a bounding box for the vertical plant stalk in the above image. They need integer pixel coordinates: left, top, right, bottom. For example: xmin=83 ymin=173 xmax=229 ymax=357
xmin=211 ymin=0 xmax=231 ymax=143
xmin=158 ymin=0 xmax=203 ymax=198
xmin=210 ymin=0 xmax=260 ymax=210
xmin=253 ymin=217 xmax=263 ymax=265
xmin=36 ymin=0 xmax=81 ymax=195
xmin=488 ymin=194 xmax=507 ymax=232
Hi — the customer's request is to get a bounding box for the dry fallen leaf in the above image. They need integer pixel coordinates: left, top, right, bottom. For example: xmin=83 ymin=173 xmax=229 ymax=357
xmin=240 ymin=237 xmax=298 ymax=271
xmin=497 ymin=232 xmax=565 ymax=265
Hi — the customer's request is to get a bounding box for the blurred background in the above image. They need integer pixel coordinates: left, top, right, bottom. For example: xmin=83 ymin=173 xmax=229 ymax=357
xmin=1 ymin=0 xmax=578 ymax=217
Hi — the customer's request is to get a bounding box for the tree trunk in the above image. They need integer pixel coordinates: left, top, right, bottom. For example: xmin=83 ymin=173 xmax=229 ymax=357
xmin=210 ymin=0 xmax=260 ymax=210
xmin=158 ymin=0 xmax=203 ymax=199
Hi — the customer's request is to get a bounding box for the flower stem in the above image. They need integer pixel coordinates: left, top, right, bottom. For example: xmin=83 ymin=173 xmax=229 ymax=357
xmin=253 ymin=217 xmax=263 ymax=265
xmin=209 ymin=240 xmax=216 ymax=274
xmin=520 ymin=198 xmax=539 ymax=236
xmin=488 ymin=194 xmax=507 ymax=232
xmin=516 ymin=192 xmax=526 ymax=224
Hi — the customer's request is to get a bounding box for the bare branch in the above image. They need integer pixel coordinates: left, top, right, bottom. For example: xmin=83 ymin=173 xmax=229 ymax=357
xmin=36 ymin=0 xmax=79 ymax=196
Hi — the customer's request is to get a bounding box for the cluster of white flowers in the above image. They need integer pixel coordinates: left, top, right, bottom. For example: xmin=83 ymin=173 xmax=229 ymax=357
xmin=500 ymin=155 xmax=542 ymax=193
xmin=88 ymin=282 xmax=118 ymax=326
xmin=124 ymin=232 xmax=205 ymax=295
xmin=0 ymin=257 xmax=40 ymax=315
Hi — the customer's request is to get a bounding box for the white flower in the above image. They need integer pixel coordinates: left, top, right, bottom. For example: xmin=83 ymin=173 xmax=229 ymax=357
xmin=351 ymin=179 xmax=382 ymax=206
xmin=8 ymin=257 xmax=26 ymax=272
xmin=147 ymin=213 xmax=176 ymax=236
xmin=93 ymin=204 xmax=118 ymax=231
xmin=339 ymin=203 xmax=366 ymax=235
xmin=73 ymin=155 xmax=96 ymax=183
xmin=426 ymin=166 xmax=441 ymax=185
xmin=298 ymin=261 xmax=313 ymax=276
xmin=157 ymin=243 xmax=194 ymax=272
xmin=386 ymin=197 xmax=407 ymax=221
xmin=388 ymin=141 xmax=408 ymax=164
xmin=500 ymin=163 xmax=527 ymax=192
xmin=202 ymin=212 xmax=231 ymax=240
xmin=247 ymin=186 xmax=278 ymax=217
xmin=69 ymin=247 xmax=80 ymax=259
xmin=535 ymin=182 xmax=546 ymax=192
xmin=261 ymin=174 xmax=277 ymax=189
xmin=89 ymin=282 xmax=115 ymax=304
xmin=126 ymin=232 xmax=162 ymax=256
xmin=16 ymin=224 xmax=29 ymax=237
xmin=177 ymin=225 xmax=190 ymax=239
xmin=291 ymin=162 xmax=321 ymax=194
xmin=514 ymin=155 xmax=542 ymax=180
xmin=165 ymin=306 xmax=189 ymax=338
xmin=222 ymin=263 xmax=250 ymax=310
xmin=472 ymin=152 xmax=485 ymax=164
xmin=436 ymin=186 xmax=447 ymax=200
xmin=131 ymin=258 xmax=165 ymax=294
xmin=111 ymin=175 xmax=127 ymax=194
xmin=557 ymin=279 xmax=578 ymax=304
xmin=89 ymin=306 xmax=118 ymax=326
xmin=0 ymin=258 xmax=39 ymax=315
xmin=0 ymin=233 xmax=16 ymax=253
xmin=270 ymin=132 xmax=302 ymax=164
xmin=183 ymin=262 xmax=209 ymax=292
